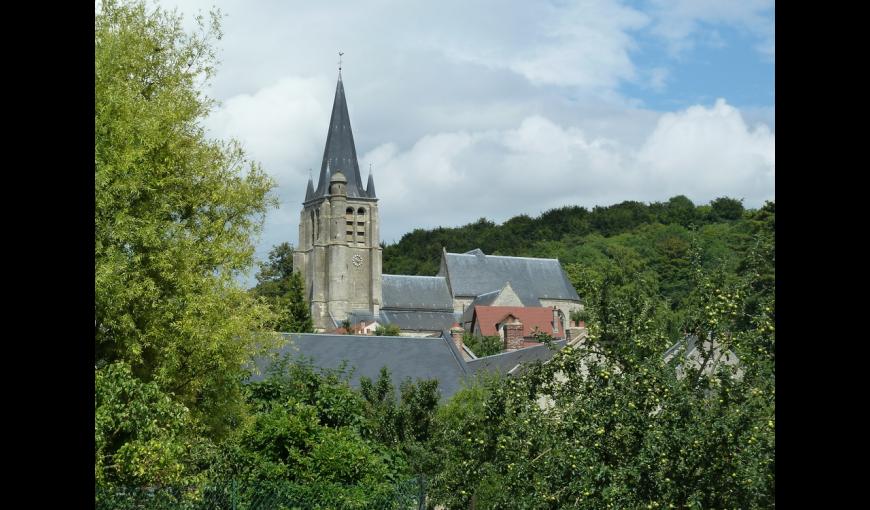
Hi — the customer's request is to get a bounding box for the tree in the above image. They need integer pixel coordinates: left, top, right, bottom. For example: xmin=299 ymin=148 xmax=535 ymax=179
xmin=95 ymin=0 xmax=278 ymax=439
xmin=374 ymin=324 xmax=402 ymax=336
xmin=253 ymin=242 xmax=295 ymax=298
xmin=269 ymin=271 xmax=314 ymax=333
xmin=709 ymin=197 xmax=745 ymax=221
xmin=253 ymin=243 xmax=313 ymax=333
xmin=662 ymin=195 xmax=698 ymax=227
xmin=360 ymin=368 xmax=441 ymax=509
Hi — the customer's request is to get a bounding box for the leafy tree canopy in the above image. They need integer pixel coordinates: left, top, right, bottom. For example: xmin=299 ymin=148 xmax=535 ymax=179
xmin=95 ymin=0 xmax=279 ymax=437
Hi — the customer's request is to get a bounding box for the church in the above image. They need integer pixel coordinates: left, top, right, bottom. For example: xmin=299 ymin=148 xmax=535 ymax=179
xmin=293 ymin=73 xmax=582 ymax=339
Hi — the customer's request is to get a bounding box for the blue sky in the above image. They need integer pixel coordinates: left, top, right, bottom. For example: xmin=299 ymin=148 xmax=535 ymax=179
xmin=154 ymin=0 xmax=774 ymax=283
xmin=622 ymin=24 xmax=773 ymax=112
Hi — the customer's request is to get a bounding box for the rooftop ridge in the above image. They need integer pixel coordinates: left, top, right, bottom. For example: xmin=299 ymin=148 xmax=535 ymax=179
xmin=446 ymin=252 xmax=561 ymax=262
xmin=466 ymin=340 xmax=565 ymax=361
xmin=382 ymin=274 xmax=449 ymax=279
xmin=282 ymin=332 xmax=440 ymax=341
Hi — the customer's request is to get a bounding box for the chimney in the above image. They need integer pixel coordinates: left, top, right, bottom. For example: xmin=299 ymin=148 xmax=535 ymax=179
xmin=503 ymin=316 xmax=524 ymax=351
xmin=450 ymin=323 xmax=465 ymax=356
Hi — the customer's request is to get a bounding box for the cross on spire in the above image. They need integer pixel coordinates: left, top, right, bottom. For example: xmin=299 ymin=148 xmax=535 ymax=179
xmin=338 ymin=51 xmax=344 ymax=74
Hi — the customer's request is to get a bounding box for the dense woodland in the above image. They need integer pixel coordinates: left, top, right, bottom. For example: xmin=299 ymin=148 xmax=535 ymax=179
xmin=95 ymin=2 xmax=774 ymax=508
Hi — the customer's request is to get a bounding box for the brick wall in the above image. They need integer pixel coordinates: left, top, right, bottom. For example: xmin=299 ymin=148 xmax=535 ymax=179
xmin=504 ymin=320 xmax=524 ymax=350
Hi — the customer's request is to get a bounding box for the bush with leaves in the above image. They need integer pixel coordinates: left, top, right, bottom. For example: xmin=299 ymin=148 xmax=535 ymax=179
xmin=374 ymin=323 xmax=402 ymax=336
xmin=212 ymin=358 xmax=411 ymax=508
xmin=95 ymin=362 xmax=217 ymax=508
xmin=463 ymin=332 xmax=504 ymax=357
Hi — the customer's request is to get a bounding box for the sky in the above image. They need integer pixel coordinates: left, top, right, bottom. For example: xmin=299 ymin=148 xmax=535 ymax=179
xmin=153 ymin=0 xmax=775 ymax=283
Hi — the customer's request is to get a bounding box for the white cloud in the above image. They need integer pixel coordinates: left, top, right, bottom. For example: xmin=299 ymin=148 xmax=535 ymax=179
xmin=206 ymin=76 xmax=332 ymax=174
xmin=435 ymin=0 xmax=648 ymax=90
xmin=363 ymin=99 xmax=773 ymax=243
xmin=637 ymin=99 xmax=774 ymax=202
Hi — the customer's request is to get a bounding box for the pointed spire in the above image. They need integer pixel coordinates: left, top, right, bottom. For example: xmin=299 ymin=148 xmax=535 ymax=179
xmin=366 ymin=164 xmax=376 ymax=198
xmin=304 ymin=170 xmax=315 ymax=201
xmin=313 ymin=72 xmax=366 ymax=199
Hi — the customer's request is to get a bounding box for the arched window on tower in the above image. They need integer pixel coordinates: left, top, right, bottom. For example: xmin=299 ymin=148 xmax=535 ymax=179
xmin=357 ymin=207 xmax=366 ymax=243
xmin=314 ymin=209 xmax=320 ymax=242
xmin=310 ymin=210 xmax=315 ymax=245
xmin=346 ymin=207 xmax=354 ymax=242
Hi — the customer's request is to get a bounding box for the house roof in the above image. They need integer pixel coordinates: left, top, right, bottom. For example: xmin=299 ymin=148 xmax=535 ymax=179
xmin=664 ymin=335 xmax=744 ymax=380
xmin=347 ymin=308 xmax=458 ymax=333
xmin=382 ymin=274 xmax=453 ymax=311
xmin=459 ymin=290 xmax=500 ymax=324
xmin=381 ymin=310 xmax=458 ymax=332
xmin=466 ymin=340 xmax=566 ymax=376
xmin=251 ymin=332 xmax=469 ymax=399
xmin=472 ymin=306 xmax=564 ymax=338
xmin=440 ymin=249 xmax=580 ymax=302
xmin=310 ymin=75 xmax=371 ymax=200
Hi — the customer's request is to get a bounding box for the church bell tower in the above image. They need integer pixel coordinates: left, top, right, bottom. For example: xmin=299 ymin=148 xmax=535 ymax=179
xmin=293 ymin=72 xmax=382 ymax=331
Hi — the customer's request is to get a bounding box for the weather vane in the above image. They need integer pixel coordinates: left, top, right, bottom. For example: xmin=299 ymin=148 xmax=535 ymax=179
xmin=338 ymin=51 xmax=344 ymax=73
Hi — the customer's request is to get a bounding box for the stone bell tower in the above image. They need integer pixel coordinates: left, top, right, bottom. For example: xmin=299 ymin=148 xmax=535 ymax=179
xmin=293 ymin=72 xmax=382 ymax=331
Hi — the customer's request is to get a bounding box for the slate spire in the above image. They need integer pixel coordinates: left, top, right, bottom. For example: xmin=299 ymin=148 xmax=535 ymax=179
xmin=313 ymin=74 xmax=366 ymax=198
xmin=366 ymin=165 xmax=376 ymax=198
xmin=304 ymin=172 xmax=315 ymax=201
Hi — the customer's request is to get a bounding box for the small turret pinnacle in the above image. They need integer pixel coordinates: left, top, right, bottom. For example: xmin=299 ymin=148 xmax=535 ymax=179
xmin=366 ymin=164 xmax=376 ymax=198
xmin=305 ymin=169 xmax=315 ymax=201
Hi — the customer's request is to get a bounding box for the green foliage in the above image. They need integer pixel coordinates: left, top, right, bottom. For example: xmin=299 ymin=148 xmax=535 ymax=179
xmin=216 ymin=358 xmax=406 ymax=507
xmin=253 ymin=244 xmax=314 ymax=333
xmin=253 ymin=242 xmax=295 ymax=299
xmin=709 ymin=196 xmax=745 ymax=221
xmin=359 ymin=368 xmax=442 ymax=499
xmin=570 ymin=308 xmax=589 ymax=324
xmin=463 ymin=332 xmax=503 ymax=357
xmin=95 ymin=0 xmax=279 ymax=439
xmin=374 ymin=324 xmax=402 ymax=336
xmin=428 ymin=252 xmax=775 ymax=509
xmin=270 ymin=272 xmax=314 ymax=333
xmin=95 ymin=362 xmax=215 ymax=494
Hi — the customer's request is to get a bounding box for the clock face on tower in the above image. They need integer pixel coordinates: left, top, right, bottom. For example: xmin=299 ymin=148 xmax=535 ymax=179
xmin=352 ymin=254 xmax=363 ymax=268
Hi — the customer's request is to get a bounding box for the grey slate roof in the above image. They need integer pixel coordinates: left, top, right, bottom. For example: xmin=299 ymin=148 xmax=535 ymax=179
xmin=459 ymin=289 xmax=500 ymax=324
xmin=466 ymin=340 xmax=566 ymax=376
xmin=252 ymin=332 xmax=469 ymax=399
xmin=440 ymin=250 xmax=581 ymax=302
xmin=312 ymin=75 xmax=369 ymax=199
xmin=381 ymin=310 xmax=459 ymax=332
xmin=304 ymin=177 xmax=314 ymax=201
xmin=366 ymin=172 xmax=376 ymax=198
xmin=382 ymin=274 xmax=454 ymax=311
xmin=347 ymin=309 xmax=459 ymax=333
